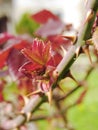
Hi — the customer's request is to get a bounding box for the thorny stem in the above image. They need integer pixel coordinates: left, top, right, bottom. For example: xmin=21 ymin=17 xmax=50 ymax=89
xmin=52 ymin=0 xmax=98 ymax=82
xmin=56 ymin=66 xmax=94 ymax=101
xmin=30 ymin=103 xmax=76 ymax=122
xmin=0 ymin=95 xmax=43 ymax=129
xmin=0 ymin=0 xmax=97 ymax=129
xmin=55 ymin=101 xmax=68 ymax=128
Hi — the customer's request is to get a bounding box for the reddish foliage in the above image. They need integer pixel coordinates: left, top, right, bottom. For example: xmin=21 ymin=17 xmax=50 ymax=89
xmin=21 ymin=39 xmax=51 ymax=65
xmin=0 ymin=48 xmax=10 ymax=68
xmin=19 ymin=61 xmax=45 ymax=78
xmin=7 ymin=49 xmax=28 ymax=80
xmin=31 ymin=9 xmax=59 ymax=24
xmin=0 ymin=10 xmax=74 ymax=97
xmin=19 ymin=38 xmax=64 ymax=93
xmin=48 ymin=53 xmax=62 ymax=67
xmin=48 ymin=35 xmax=72 ymax=51
xmin=0 ymin=32 xmax=15 ymax=46
xmin=0 ymin=33 xmax=31 ymax=69
xmin=36 ymin=19 xmax=65 ymax=38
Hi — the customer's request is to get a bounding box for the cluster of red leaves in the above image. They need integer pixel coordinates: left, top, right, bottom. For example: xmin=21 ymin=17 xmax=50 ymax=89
xmin=0 ymin=9 xmax=72 ymax=101
xmin=31 ymin=9 xmax=65 ymax=38
xmin=0 ymin=34 xmax=33 ymax=101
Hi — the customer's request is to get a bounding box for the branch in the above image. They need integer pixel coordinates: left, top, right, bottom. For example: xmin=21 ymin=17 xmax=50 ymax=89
xmin=53 ymin=0 xmax=98 ymax=82
xmin=56 ymin=66 xmax=93 ymax=101
xmin=0 ymin=95 xmax=42 ymax=129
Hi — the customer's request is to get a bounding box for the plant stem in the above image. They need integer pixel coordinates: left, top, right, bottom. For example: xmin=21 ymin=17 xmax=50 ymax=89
xmin=0 ymin=95 xmax=42 ymax=130
xmin=53 ymin=0 xmax=98 ymax=83
xmin=56 ymin=66 xmax=93 ymax=101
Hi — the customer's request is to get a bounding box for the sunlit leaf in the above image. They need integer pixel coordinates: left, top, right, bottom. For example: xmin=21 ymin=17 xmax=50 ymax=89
xmin=21 ymin=39 xmax=51 ymax=65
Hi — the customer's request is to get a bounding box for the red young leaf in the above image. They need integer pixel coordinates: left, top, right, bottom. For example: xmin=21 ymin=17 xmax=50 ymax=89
xmin=0 ymin=35 xmax=31 ymax=69
xmin=21 ymin=39 xmax=51 ymax=65
xmin=19 ymin=61 xmax=45 ymax=78
xmin=20 ymin=38 xmax=63 ymax=80
xmin=47 ymin=53 xmax=62 ymax=67
xmin=48 ymin=35 xmax=72 ymax=51
xmin=31 ymin=9 xmax=59 ymax=24
xmin=0 ymin=49 xmax=10 ymax=68
xmin=0 ymin=32 xmax=15 ymax=46
xmin=36 ymin=19 xmax=65 ymax=38
xmin=7 ymin=49 xmax=28 ymax=80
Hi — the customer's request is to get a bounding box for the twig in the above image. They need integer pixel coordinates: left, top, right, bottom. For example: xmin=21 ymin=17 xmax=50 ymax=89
xmin=56 ymin=66 xmax=94 ymax=101
xmin=0 ymin=95 xmax=42 ymax=129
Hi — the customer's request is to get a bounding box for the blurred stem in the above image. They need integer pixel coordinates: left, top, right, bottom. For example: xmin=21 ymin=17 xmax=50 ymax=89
xmin=83 ymin=0 xmax=98 ymax=40
xmin=0 ymin=95 xmax=43 ymax=130
xmin=55 ymin=101 xmax=68 ymax=128
xmin=56 ymin=66 xmax=94 ymax=101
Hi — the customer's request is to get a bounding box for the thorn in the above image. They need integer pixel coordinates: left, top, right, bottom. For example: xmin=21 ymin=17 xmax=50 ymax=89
xmin=27 ymin=112 xmax=31 ymax=121
xmin=27 ymin=90 xmax=41 ymax=97
xmin=57 ymin=85 xmax=65 ymax=94
xmin=67 ymin=72 xmax=78 ymax=84
xmin=85 ymin=9 xmax=94 ymax=23
xmin=82 ymin=45 xmax=92 ymax=64
xmin=22 ymin=95 xmax=29 ymax=105
xmin=86 ymin=38 xmax=93 ymax=45
xmin=46 ymin=88 xmax=52 ymax=105
xmin=63 ymin=35 xmax=77 ymax=44
xmin=60 ymin=45 xmax=67 ymax=56
xmin=75 ymin=47 xmax=81 ymax=57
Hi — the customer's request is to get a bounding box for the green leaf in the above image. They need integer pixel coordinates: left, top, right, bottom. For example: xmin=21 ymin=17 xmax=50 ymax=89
xmin=16 ymin=13 xmax=40 ymax=36
xmin=68 ymin=69 xmax=98 ymax=130
xmin=3 ymin=82 xmax=18 ymax=102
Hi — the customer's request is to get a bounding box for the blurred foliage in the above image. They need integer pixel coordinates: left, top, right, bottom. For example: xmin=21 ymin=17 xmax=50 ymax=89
xmin=68 ymin=69 xmax=98 ymax=130
xmin=3 ymin=81 xmax=18 ymax=102
xmin=16 ymin=13 xmax=40 ymax=36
